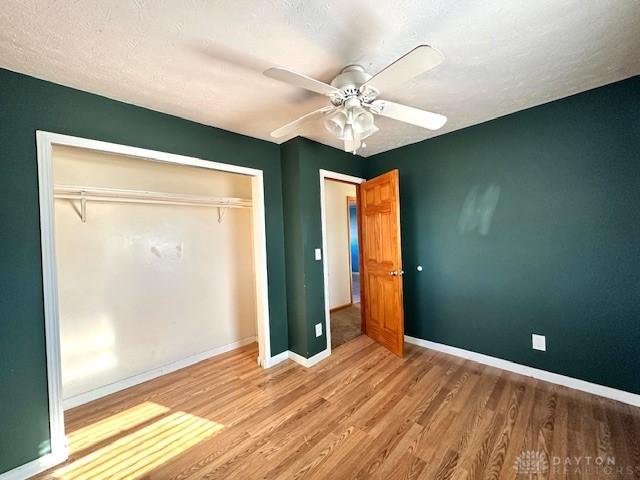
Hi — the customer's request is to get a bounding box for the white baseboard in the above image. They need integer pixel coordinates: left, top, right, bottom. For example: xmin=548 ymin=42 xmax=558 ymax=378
xmin=264 ymin=350 xmax=289 ymax=368
xmin=405 ymin=335 xmax=640 ymax=407
xmin=264 ymin=350 xmax=330 ymax=368
xmin=288 ymin=348 xmax=331 ymax=368
xmin=64 ymin=336 xmax=257 ymax=410
xmin=263 ymin=349 xmax=331 ymax=369
xmin=0 ymin=450 xmax=67 ymax=480
xmin=65 ymin=338 xmax=331 ymax=409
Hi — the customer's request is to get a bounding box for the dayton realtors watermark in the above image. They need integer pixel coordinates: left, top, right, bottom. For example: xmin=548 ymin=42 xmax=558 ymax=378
xmin=514 ymin=450 xmax=640 ymax=477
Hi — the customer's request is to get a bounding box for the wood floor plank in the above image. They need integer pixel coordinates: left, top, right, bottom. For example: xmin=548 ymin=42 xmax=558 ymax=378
xmin=35 ymin=336 xmax=640 ymax=480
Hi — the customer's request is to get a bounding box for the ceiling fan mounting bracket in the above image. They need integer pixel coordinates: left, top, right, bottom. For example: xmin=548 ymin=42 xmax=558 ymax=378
xmin=330 ymin=64 xmax=372 ymax=91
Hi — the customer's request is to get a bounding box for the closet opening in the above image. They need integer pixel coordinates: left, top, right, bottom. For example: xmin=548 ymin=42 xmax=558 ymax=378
xmin=37 ymin=132 xmax=271 ymax=463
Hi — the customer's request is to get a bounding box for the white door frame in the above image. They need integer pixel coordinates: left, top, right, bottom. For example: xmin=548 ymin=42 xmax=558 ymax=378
xmin=319 ymin=169 xmax=365 ymax=357
xmin=17 ymin=131 xmax=273 ymax=479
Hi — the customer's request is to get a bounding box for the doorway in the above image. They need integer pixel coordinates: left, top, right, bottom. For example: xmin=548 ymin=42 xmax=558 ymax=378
xmin=319 ymin=171 xmax=364 ymax=351
xmin=320 ymin=168 xmax=406 ymax=359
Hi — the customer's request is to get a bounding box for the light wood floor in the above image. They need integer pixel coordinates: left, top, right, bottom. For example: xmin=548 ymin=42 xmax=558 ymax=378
xmin=38 ymin=336 xmax=640 ymax=479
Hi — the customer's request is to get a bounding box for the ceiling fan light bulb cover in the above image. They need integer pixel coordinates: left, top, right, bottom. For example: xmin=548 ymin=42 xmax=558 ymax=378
xmin=361 ymin=123 xmax=379 ymax=140
xmin=353 ymin=109 xmax=375 ymax=133
xmin=323 ymin=109 xmax=347 ymax=137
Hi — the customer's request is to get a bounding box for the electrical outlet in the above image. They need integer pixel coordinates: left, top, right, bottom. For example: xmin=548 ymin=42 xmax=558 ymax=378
xmin=315 ymin=248 xmax=322 ymax=261
xmin=532 ymin=334 xmax=546 ymax=351
xmin=315 ymin=323 xmax=322 ymax=337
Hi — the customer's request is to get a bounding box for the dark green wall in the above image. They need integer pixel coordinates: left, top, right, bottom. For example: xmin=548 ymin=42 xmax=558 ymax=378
xmin=2 ymin=63 xmax=638 ymax=477
xmin=281 ymin=137 xmax=366 ymax=356
xmin=0 ymin=68 xmax=288 ymax=474
xmin=281 ymin=140 xmax=307 ymax=355
xmin=367 ymin=76 xmax=640 ymax=394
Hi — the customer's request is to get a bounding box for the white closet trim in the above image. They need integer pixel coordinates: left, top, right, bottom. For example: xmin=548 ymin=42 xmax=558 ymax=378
xmin=17 ymin=130 xmax=273 ymax=480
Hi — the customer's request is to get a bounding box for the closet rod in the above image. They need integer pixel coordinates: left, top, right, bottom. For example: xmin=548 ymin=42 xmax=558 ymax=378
xmin=53 ymin=184 xmax=252 ymax=209
xmin=54 ymin=184 xmax=251 ymax=223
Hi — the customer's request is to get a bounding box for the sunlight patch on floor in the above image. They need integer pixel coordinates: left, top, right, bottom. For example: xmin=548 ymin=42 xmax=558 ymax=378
xmin=54 ymin=408 xmax=224 ymax=480
xmin=67 ymin=402 xmax=170 ymax=454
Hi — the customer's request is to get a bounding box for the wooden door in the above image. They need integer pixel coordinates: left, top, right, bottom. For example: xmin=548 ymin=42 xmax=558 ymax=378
xmin=359 ymin=169 xmax=404 ymax=356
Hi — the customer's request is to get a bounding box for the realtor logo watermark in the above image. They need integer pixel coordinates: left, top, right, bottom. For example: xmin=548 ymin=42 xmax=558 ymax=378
xmin=514 ymin=451 xmax=548 ymax=477
xmin=514 ymin=450 xmax=640 ymax=477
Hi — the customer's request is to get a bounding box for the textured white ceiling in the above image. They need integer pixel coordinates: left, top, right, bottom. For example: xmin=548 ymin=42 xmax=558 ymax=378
xmin=1 ymin=0 xmax=639 ymax=156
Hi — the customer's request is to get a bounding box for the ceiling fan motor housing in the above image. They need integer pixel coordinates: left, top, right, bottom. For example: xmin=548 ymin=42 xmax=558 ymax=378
xmin=331 ymin=65 xmax=371 ymax=89
xmin=329 ymin=65 xmax=377 ymax=105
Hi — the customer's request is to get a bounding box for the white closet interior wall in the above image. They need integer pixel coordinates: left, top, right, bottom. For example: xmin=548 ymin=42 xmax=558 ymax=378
xmin=53 ymin=145 xmax=257 ymax=402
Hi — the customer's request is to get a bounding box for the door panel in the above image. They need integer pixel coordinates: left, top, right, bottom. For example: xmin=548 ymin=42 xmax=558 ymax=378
xmin=359 ymin=169 xmax=404 ymax=356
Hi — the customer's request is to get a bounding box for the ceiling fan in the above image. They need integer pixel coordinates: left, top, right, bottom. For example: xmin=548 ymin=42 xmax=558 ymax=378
xmin=264 ymin=45 xmax=447 ymax=154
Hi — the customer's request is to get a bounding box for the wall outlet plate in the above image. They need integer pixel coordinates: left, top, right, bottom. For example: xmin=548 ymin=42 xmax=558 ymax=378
xmin=315 ymin=248 xmax=322 ymax=261
xmin=315 ymin=323 xmax=322 ymax=337
xmin=532 ymin=334 xmax=546 ymax=351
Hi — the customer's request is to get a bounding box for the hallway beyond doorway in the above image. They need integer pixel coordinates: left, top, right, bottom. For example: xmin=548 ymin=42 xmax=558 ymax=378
xmin=330 ymin=304 xmax=361 ymax=349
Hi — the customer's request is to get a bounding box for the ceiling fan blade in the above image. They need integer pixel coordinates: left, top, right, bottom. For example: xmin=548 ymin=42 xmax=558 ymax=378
xmin=372 ymin=100 xmax=447 ymax=130
xmin=264 ymin=67 xmax=341 ymax=96
xmin=361 ymin=45 xmax=444 ymax=95
xmin=270 ymin=106 xmax=334 ymax=138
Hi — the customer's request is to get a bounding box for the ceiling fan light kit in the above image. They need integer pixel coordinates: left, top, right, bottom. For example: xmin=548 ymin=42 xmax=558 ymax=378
xmin=264 ymin=45 xmax=448 ymax=155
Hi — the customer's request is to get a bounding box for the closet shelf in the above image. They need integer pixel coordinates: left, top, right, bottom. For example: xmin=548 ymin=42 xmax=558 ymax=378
xmin=54 ymin=184 xmax=252 ymax=223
